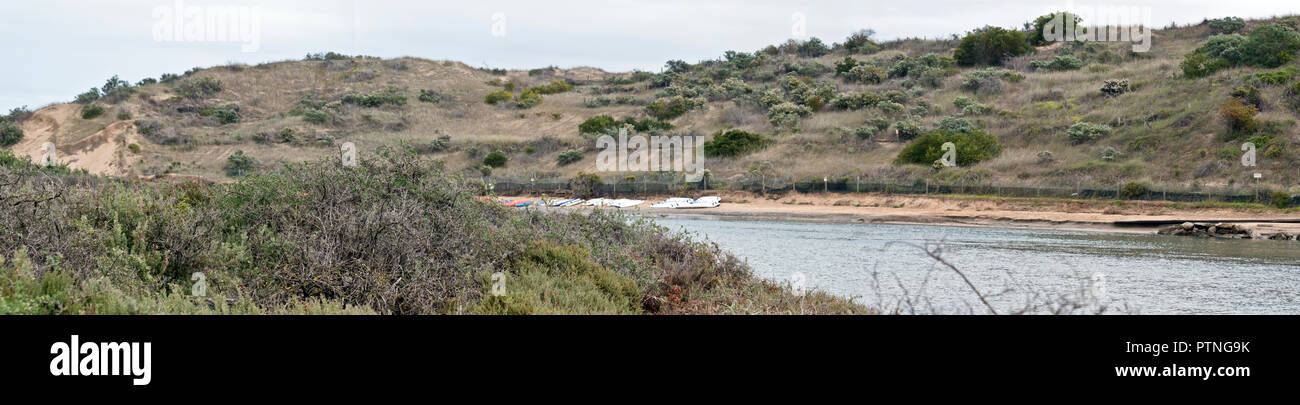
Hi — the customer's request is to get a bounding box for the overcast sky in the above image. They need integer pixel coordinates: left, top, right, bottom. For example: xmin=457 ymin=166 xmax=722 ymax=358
xmin=1 ymin=0 xmax=1296 ymax=111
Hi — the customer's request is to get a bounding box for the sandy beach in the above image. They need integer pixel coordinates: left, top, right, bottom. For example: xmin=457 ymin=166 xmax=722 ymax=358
xmin=504 ymin=191 xmax=1300 ymax=235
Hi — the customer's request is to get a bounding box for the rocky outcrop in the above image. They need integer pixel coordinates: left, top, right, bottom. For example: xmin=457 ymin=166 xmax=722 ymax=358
xmin=1157 ymin=222 xmax=1300 ymax=240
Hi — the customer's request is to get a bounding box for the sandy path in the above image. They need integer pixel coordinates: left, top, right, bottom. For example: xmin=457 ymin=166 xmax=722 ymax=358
xmin=502 ymin=191 xmax=1300 ymax=235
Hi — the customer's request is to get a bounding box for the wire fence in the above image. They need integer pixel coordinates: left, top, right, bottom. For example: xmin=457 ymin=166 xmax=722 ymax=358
xmin=484 ymin=174 xmax=1298 ymax=206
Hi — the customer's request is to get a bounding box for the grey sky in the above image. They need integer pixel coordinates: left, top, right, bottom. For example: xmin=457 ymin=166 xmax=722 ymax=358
xmin=1 ymin=0 xmax=1296 ymax=111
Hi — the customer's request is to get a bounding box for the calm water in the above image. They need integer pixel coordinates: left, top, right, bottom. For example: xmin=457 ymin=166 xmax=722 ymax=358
xmin=647 ymin=215 xmax=1300 ymax=314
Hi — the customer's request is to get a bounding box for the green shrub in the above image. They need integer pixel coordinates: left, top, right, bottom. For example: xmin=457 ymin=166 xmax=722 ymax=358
xmin=1220 ymin=100 xmax=1259 ymax=135
xmin=0 ymin=122 xmax=21 ymax=147
xmin=961 ymin=68 xmax=1020 ymax=94
xmin=529 ymin=80 xmax=573 ymax=95
xmin=515 ymin=89 xmax=543 ymax=109
xmin=428 ymin=135 xmax=451 ymax=153
xmin=1270 ymin=191 xmax=1292 ymax=209
xmin=835 ymin=57 xmax=859 ymax=75
xmin=766 ymin=102 xmax=812 ymax=131
xmin=569 ymin=172 xmax=603 ymax=199
xmin=645 ymin=96 xmax=704 ymax=121
xmin=342 ymin=87 xmax=407 ymax=107
xmin=485 ymin=90 xmax=513 ymax=105
xmin=953 ymin=26 xmax=1032 ymax=66
xmin=894 ymin=119 xmax=923 ymax=141
xmin=864 ymin=117 xmax=890 ymax=132
xmin=579 ymin=115 xmax=618 ymax=134
xmin=200 ymin=104 xmax=241 ymax=124
xmin=1029 ymin=55 xmax=1085 ymax=71
xmin=1182 ymin=24 xmax=1300 ymax=78
xmin=1029 ymin=12 xmax=1082 ymax=46
xmin=877 ymin=101 xmax=904 ymax=115
xmin=224 ymin=150 xmax=261 ymax=177
xmin=936 ymin=117 xmax=975 ymax=133
xmin=1101 ymin=79 xmax=1130 ymax=96
xmin=797 ymin=37 xmax=831 ymax=58
xmin=703 ymin=129 xmax=770 ymax=157
xmin=1207 ymin=17 xmax=1246 ymax=35
xmin=80 ymin=104 xmax=104 ymax=120
xmin=960 ymin=103 xmax=992 ymax=116
xmin=1100 ymin=146 xmax=1123 ymax=161
xmin=842 ymin=29 xmax=880 ymax=54
xmin=1120 ymin=182 xmax=1147 ymax=199
xmin=174 ymin=77 xmax=224 ymax=99
xmin=483 ymin=150 xmax=508 ymax=168
xmin=74 ymin=88 xmax=100 ymax=104
xmin=557 ymin=150 xmax=584 ymax=165
xmin=418 ymin=89 xmax=442 ymax=103
xmin=1066 ymin=122 xmax=1112 ymax=143
xmin=831 ymin=91 xmax=880 ymax=110
xmin=895 ymin=128 xmax=1001 ymax=166
xmin=845 ymin=64 xmax=886 ymax=84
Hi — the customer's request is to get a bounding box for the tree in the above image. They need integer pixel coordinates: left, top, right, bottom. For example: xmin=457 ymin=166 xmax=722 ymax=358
xmin=1029 ymin=12 xmax=1082 ymax=46
xmin=953 ymin=26 xmax=1033 ymax=66
xmin=797 ymin=37 xmax=831 ymax=58
xmin=0 ymin=122 xmax=22 ymax=147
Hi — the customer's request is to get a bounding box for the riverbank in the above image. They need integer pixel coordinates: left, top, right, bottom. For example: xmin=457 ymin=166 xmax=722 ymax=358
xmin=504 ymin=191 xmax=1300 ymax=236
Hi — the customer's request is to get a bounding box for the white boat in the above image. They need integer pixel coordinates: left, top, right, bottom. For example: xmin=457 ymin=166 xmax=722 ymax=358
xmin=650 ymin=198 xmax=692 ymax=208
xmin=606 ymin=199 xmax=645 ymax=208
xmin=584 ymin=198 xmax=607 ymax=207
xmin=650 ymin=196 xmax=721 ymax=209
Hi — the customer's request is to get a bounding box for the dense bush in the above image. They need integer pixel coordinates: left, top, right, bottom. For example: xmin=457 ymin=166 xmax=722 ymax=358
xmin=200 ymin=104 xmax=241 ymax=124
xmin=895 ymin=128 xmax=1001 ymax=166
xmin=80 ymin=104 xmax=104 ymax=120
xmin=1030 ymin=12 xmax=1083 ymax=46
xmin=960 ymin=68 xmax=1022 ymax=95
xmin=174 ymin=77 xmax=224 ymax=100
xmin=1271 ymin=191 xmax=1292 ymax=209
xmin=418 ymin=89 xmax=443 ymax=103
xmin=842 ymin=29 xmax=880 ymax=54
xmin=579 ymin=115 xmax=618 ymax=134
xmin=485 ymin=90 xmax=513 ymax=105
xmin=703 ymin=129 xmax=770 ymax=158
xmin=936 ymin=117 xmax=975 ymax=133
xmin=515 ymin=89 xmax=543 ymax=109
xmin=529 ymin=80 xmax=573 ymax=95
xmin=224 ymin=150 xmax=261 ymax=177
xmin=645 ymin=96 xmax=705 ymax=121
xmin=1066 ymin=122 xmax=1112 ymax=143
xmin=894 ymin=119 xmax=923 ymax=141
xmin=1029 ymin=55 xmax=1085 ymax=71
xmin=1207 ymin=17 xmax=1246 ymax=35
xmin=342 ymin=87 xmax=408 ymax=107
xmin=1220 ymin=99 xmax=1259 ymax=135
xmin=1120 ymin=182 xmax=1147 ymax=199
xmin=1182 ymin=24 xmax=1300 ymax=78
xmin=831 ymin=91 xmax=881 ymax=110
xmin=483 ymin=150 xmax=508 ymax=168
xmin=1100 ymin=146 xmax=1123 ymax=161
xmin=766 ymin=102 xmax=812 ymax=131
xmin=74 ymin=88 xmax=100 ymax=104
xmin=844 ymin=64 xmax=886 ymax=84
xmin=557 ymin=150 xmax=584 ymax=165
xmin=953 ymin=26 xmax=1033 ymax=66
xmin=797 ymin=37 xmax=831 ymax=58
xmin=0 ymin=122 xmax=21 ymax=147
xmin=1101 ymin=79 xmax=1130 ymax=96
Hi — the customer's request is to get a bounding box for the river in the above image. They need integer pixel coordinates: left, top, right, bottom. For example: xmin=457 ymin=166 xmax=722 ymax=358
xmin=647 ymin=215 xmax=1300 ymax=314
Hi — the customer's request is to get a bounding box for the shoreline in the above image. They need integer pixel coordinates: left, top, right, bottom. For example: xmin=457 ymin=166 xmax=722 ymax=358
xmin=504 ymin=191 xmax=1300 ymax=236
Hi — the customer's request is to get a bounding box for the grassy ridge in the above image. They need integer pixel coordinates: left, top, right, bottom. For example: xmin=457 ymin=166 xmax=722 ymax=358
xmin=0 ymin=149 xmax=866 ymax=314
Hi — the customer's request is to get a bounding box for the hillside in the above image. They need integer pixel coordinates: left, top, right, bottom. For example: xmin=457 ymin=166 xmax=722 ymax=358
xmin=4 ymin=15 xmax=1300 ymax=198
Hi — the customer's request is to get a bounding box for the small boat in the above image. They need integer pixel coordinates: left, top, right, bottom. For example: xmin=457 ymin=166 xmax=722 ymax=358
xmin=606 ymin=199 xmax=645 ymax=208
xmin=650 ymin=196 xmax=721 ymax=209
xmin=558 ymin=199 xmax=585 ymax=207
xmin=584 ymin=198 xmax=607 ymax=206
xmin=650 ymin=198 xmax=692 ymax=208
xmin=514 ymin=200 xmax=534 ymax=208
xmin=679 ymin=196 xmax=721 ymax=209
